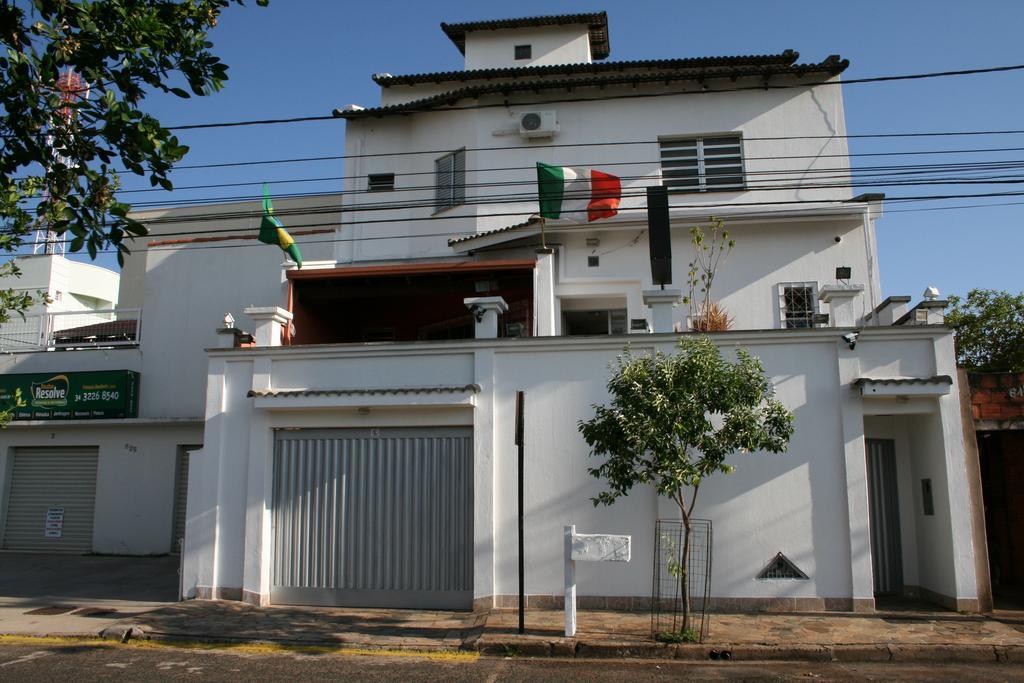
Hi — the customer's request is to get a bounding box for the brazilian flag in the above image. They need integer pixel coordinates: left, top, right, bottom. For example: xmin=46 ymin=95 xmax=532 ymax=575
xmin=259 ymin=184 xmax=302 ymax=268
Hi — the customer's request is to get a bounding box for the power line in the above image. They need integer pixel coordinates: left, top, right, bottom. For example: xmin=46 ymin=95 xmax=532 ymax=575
xmin=24 ymin=189 xmax=1024 ymax=259
xmin=114 ymin=160 xmax=1024 ymax=216
xmin=112 ymin=147 xmax=1024 ymax=197
xmin=115 ymin=158 xmax=1024 ymax=206
xmin=145 ymin=142 xmax=1024 ymax=176
xmin=96 ymin=188 xmax=1024 ymax=239
xmin=158 ymin=63 xmax=1024 ymax=132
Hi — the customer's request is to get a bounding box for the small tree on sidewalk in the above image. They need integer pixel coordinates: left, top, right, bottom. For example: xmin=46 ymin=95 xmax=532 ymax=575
xmin=578 ymin=337 xmax=794 ymax=638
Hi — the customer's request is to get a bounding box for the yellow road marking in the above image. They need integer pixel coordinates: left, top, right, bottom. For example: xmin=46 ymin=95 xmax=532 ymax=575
xmin=0 ymin=634 xmax=478 ymax=661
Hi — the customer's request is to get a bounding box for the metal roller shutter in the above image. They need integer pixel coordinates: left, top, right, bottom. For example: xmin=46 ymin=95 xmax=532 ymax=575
xmin=3 ymin=447 xmax=98 ymax=553
xmin=171 ymin=446 xmax=198 ymax=553
xmin=271 ymin=427 xmax=473 ymax=609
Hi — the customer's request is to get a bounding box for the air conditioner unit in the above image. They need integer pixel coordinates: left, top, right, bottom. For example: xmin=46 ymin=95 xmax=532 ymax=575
xmin=518 ymin=111 xmax=558 ymax=138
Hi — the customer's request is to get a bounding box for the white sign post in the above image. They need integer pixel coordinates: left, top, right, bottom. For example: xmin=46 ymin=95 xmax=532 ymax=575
xmin=564 ymin=524 xmax=631 ymax=637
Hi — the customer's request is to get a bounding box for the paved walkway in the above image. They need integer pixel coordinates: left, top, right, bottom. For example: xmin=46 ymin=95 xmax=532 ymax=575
xmin=71 ymin=600 xmax=1024 ymax=662
xmin=0 ymin=553 xmax=178 ymax=637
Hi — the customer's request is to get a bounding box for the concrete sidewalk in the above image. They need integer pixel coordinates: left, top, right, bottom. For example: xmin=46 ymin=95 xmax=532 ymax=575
xmin=0 ymin=553 xmax=179 ymax=638
xmin=58 ymin=600 xmax=1024 ymax=663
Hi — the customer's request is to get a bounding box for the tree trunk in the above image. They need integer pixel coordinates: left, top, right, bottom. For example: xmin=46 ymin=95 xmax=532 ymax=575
xmin=681 ymin=514 xmax=692 ymax=632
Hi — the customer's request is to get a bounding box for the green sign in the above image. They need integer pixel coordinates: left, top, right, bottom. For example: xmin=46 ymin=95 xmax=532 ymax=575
xmin=0 ymin=370 xmax=139 ymax=420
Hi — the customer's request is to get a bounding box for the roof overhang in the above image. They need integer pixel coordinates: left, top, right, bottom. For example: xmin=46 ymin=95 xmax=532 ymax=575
xmin=855 ymin=375 xmax=953 ymax=398
xmin=249 ymin=385 xmax=480 ymax=409
xmin=449 ymin=204 xmax=868 ymax=253
xmin=286 ymin=258 xmax=536 ymax=281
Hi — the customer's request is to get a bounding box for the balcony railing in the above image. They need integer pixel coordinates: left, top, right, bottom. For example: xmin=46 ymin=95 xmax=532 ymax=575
xmin=0 ymin=308 xmax=141 ymax=352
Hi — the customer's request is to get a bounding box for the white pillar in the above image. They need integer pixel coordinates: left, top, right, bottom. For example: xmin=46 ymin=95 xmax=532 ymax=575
xmin=244 ymin=306 xmax=292 ymax=347
xmin=463 ymin=296 xmax=508 ymax=339
xmin=216 ymin=327 xmax=242 ymax=348
xmin=534 ymin=248 xmax=556 ymax=336
xmin=642 ymin=289 xmax=682 ymax=333
xmin=564 ymin=524 xmax=576 ymax=637
xmin=819 ymin=284 xmax=865 ymax=328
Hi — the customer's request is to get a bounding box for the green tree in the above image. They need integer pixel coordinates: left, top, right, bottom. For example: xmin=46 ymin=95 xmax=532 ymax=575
xmin=0 ymin=0 xmax=266 ymax=423
xmin=946 ymin=289 xmax=1024 ymax=372
xmin=0 ymin=0 xmax=266 ymax=312
xmin=578 ymin=337 xmax=794 ymax=634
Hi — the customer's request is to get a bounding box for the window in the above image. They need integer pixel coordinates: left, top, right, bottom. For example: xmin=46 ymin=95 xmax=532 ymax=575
xmin=778 ymin=283 xmax=818 ymax=329
xmin=659 ymin=135 xmax=744 ymax=192
xmin=434 ymin=149 xmax=466 ymax=211
xmin=587 ymin=256 xmax=599 ymax=268
xmin=563 ymin=309 xmax=627 ymax=336
xmin=514 ymin=44 xmax=532 ymax=60
xmin=367 ymin=173 xmax=394 ymax=192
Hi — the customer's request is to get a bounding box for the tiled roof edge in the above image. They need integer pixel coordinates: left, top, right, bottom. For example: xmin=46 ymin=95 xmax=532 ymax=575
xmin=374 ymin=51 xmax=800 ymax=86
xmin=340 ymin=57 xmax=849 ymax=120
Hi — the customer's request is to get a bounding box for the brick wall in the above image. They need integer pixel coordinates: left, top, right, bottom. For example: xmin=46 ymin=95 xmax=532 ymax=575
xmin=969 ymin=372 xmax=1024 ymax=423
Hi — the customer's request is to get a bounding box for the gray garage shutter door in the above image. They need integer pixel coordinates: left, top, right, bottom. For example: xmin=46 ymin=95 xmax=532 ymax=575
xmin=271 ymin=427 xmax=473 ymax=609
xmin=2 ymin=447 xmax=98 ymax=553
xmin=171 ymin=446 xmax=197 ymax=553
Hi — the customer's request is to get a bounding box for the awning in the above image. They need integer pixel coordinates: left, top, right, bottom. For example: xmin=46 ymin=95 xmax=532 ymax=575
xmin=247 ymin=384 xmax=481 ymax=409
xmin=855 ymin=375 xmax=953 ymax=398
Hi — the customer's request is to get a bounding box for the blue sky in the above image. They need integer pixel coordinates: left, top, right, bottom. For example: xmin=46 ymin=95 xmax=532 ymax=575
xmin=58 ymin=1 xmax=1024 ymax=300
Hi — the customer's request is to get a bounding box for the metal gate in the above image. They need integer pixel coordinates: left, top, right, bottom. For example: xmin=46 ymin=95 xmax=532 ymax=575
xmin=2 ymin=447 xmax=98 ymax=553
xmin=271 ymin=427 xmax=473 ymax=609
xmin=866 ymin=438 xmax=903 ymax=595
xmin=171 ymin=445 xmax=198 ymax=553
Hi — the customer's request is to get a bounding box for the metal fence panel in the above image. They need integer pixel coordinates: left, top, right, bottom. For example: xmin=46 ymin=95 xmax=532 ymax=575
xmin=271 ymin=427 xmax=473 ymax=609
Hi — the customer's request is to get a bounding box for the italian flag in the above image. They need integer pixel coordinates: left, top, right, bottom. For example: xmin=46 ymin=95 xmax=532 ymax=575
xmin=536 ymin=162 xmax=621 ymax=222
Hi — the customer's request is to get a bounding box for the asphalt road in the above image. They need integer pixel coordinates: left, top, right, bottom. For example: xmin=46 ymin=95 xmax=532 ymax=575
xmin=1 ymin=642 xmax=1023 ymax=682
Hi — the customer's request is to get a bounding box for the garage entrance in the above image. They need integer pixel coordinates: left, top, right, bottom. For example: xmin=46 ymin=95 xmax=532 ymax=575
xmin=2 ymin=447 xmax=98 ymax=553
xmin=271 ymin=427 xmax=473 ymax=609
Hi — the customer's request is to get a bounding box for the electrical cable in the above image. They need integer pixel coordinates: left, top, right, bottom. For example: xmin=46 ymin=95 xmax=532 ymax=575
xmin=157 ymin=63 xmax=1024 ymax=132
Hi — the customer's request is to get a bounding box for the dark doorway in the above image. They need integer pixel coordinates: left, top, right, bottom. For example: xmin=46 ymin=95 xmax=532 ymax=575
xmin=866 ymin=438 xmax=904 ymax=596
xmin=979 ymin=430 xmax=1024 ymax=605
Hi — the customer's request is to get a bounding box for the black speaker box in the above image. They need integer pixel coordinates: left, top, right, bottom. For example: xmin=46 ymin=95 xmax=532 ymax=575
xmin=647 ymin=186 xmax=672 ymax=285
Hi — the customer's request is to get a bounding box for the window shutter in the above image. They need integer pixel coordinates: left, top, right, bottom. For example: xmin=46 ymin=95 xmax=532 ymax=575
xmin=435 ymin=153 xmax=454 ymax=208
xmin=452 ymin=150 xmax=466 ymax=206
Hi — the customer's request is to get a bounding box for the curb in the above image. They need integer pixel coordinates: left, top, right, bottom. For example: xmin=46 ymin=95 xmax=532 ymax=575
xmin=96 ymin=625 xmax=472 ymax=658
xmin=90 ymin=625 xmax=1024 ymax=664
xmin=472 ymin=637 xmax=1022 ymax=663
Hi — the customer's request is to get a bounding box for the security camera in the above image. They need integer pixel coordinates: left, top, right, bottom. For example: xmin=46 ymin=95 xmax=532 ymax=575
xmin=841 ymin=331 xmax=859 ymax=350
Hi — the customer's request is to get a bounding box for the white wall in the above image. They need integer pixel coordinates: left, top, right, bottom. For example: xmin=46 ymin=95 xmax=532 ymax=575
xmin=0 ymin=255 xmax=120 ymax=318
xmin=343 ymin=74 xmax=852 ymax=262
xmin=127 ymin=194 xmax=341 ymax=418
xmin=184 ymin=326 xmax=975 ymax=607
xmin=464 ymin=26 xmax=592 ymax=70
xmin=552 ymin=214 xmax=877 ymax=331
xmin=0 ymin=421 xmax=202 ymax=554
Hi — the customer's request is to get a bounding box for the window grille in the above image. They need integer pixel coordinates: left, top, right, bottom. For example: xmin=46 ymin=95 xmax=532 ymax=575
xmin=756 ymin=552 xmax=809 ymax=580
xmin=514 ymin=44 xmax=532 ymax=60
xmin=435 ymin=149 xmax=466 ymax=211
xmin=779 ymin=282 xmax=818 ymax=329
xmin=659 ymin=135 xmax=744 ymax=193
xmin=367 ymin=173 xmax=395 ymax=192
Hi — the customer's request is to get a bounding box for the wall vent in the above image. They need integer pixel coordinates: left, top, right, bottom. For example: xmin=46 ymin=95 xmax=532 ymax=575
xmin=756 ymin=552 xmax=808 ymax=580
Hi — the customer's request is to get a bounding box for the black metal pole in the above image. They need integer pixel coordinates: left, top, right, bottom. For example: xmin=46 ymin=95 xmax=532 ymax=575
xmin=515 ymin=390 xmax=525 ymax=634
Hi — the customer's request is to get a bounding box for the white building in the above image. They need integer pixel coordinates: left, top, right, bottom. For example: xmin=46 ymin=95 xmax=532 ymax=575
xmin=1 ymin=12 xmax=990 ymax=614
